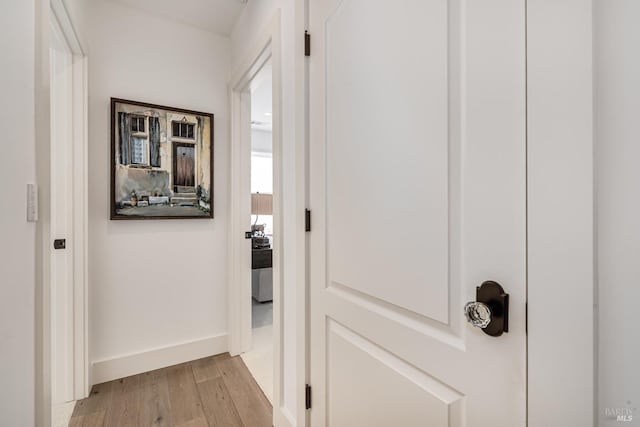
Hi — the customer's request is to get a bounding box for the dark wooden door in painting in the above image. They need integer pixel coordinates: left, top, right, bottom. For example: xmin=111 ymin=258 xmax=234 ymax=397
xmin=173 ymin=143 xmax=195 ymax=192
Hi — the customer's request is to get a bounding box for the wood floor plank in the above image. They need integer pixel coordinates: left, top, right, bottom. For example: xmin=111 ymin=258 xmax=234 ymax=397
xmin=234 ymin=357 xmax=272 ymax=410
xmin=197 ymin=377 xmax=244 ymax=427
xmin=139 ymin=368 xmax=174 ymax=426
xmin=216 ymin=356 xmax=272 ymax=427
xmin=68 ymin=410 xmax=106 ymax=427
xmin=69 ymin=353 xmax=271 ymax=427
xmin=191 ymin=356 xmax=221 ymax=384
xmin=166 ymin=362 xmax=208 ymax=426
xmin=104 ymin=374 xmax=144 ymax=427
xmin=213 ymin=352 xmax=232 ymax=362
xmin=176 ymin=417 xmax=210 ymax=427
xmin=68 ymin=415 xmax=85 ymax=427
xmin=72 ymin=381 xmax=113 ymax=420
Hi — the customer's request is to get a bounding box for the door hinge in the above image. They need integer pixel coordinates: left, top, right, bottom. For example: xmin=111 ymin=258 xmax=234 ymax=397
xmin=305 ymin=31 xmax=311 ymax=57
xmin=305 ymin=384 xmax=312 ymax=410
xmin=525 ymin=301 xmax=528 ymax=334
xmin=305 ymin=209 xmax=311 ymax=232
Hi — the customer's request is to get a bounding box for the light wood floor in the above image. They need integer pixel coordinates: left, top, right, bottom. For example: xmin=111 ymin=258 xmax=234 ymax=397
xmin=70 ymin=353 xmax=272 ymax=427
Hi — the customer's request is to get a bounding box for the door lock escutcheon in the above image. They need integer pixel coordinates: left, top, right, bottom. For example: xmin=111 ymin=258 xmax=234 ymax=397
xmin=464 ymin=280 xmax=509 ymax=337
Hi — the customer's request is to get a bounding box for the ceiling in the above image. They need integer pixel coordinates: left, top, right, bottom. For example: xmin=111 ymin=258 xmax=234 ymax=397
xmin=109 ymin=0 xmax=246 ymax=36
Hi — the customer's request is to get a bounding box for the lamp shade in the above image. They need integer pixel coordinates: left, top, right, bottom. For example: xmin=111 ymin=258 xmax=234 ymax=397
xmin=251 ymin=193 xmax=273 ymax=215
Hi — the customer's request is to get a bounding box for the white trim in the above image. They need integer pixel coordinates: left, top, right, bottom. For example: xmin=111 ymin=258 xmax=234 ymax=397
xmin=52 ymin=401 xmax=75 ymax=427
xmin=91 ymin=334 xmax=229 ymax=384
xmin=527 ymin=0 xmax=595 ymax=425
xmin=293 ymin=1 xmax=308 ymax=425
xmin=50 ymin=0 xmax=84 ymax=55
xmin=229 ymin=83 xmax=258 ymax=357
xmin=228 ymin=11 xmax=293 ymax=427
xmin=271 ymin=21 xmax=286 ymax=423
xmin=71 ymin=53 xmax=89 ymax=401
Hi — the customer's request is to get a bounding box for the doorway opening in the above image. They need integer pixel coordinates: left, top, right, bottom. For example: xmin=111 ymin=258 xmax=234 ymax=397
xmin=228 ymin=14 xmax=287 ymax=423
xmin=241 ymin=59 xmax=275 ymax=403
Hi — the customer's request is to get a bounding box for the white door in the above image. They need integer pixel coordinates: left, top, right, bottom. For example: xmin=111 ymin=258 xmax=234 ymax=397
xmin=309 ymin=1 xmax=527 ymax=426
xmin=50 ymin=16 xmax=75 ymax=406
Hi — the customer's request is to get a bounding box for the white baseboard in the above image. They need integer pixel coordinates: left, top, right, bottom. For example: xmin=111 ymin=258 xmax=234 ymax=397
xmin=91 ymin=334 xmax=228 ymax=385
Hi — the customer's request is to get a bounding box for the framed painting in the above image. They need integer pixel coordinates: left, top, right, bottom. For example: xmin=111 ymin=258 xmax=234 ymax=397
xmin=110 ymin=98 xmax=214 ymax=219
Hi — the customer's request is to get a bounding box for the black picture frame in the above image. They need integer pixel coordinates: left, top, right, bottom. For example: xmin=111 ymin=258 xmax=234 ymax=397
xmin=110 ymin=98 xmax=214 ymax=220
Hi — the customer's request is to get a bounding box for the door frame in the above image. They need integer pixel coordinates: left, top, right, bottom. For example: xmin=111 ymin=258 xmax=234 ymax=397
xmin=228 ymin=10 xmax=292 ymax=427
xmin=36 ymin=1 xmax=89 ymax=426
xmin=526 ymin=1 xmax=595 ymax=426
xmin=301 ymin=1 xmax=596 ymax=426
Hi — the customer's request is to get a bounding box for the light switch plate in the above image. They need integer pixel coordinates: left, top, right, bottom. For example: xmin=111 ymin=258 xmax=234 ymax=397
xmin=27 ymin=183 xmax=38 ymax=222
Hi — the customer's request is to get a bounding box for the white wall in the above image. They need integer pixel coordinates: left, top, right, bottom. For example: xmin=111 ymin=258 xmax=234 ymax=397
xmin=231 ymin=2 xmax=305 ymax=425
xmin=595 ymin=1 xmax=640 ymax=423
xmin=0 ymin=0 xmax=36 ymax=425
xmin=252 ymin=154 xmax=274 ymax=194
xmin=251 ymin=128 xmax=274 ymax=201
xmin=252 ymin=128 xmax=273 ymax=155
xmin=86 ymin=0 xmax=231 ymax=380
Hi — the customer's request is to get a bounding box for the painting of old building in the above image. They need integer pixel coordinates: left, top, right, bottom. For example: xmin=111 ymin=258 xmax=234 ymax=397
xmin=110 ymin=98 xmax=214 ymax=219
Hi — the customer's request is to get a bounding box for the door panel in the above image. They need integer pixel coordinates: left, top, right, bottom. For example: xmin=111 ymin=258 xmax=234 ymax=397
xmin=325 ymin=0 xmax=450 ymax=322
xmin=310 ymin=0 xmax=527 ymax=426
xmin=328 ymin=320 xmax=463 ymax=427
